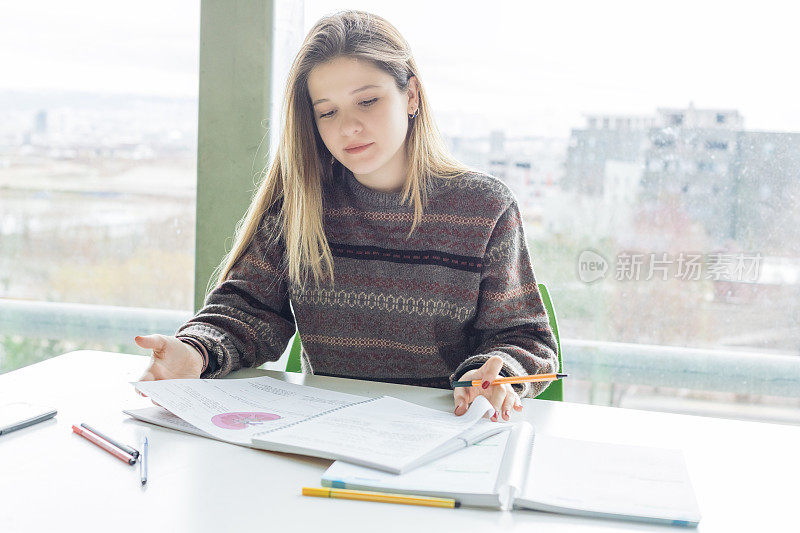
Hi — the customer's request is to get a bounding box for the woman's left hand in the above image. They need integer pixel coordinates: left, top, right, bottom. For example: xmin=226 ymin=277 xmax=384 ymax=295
xmin=453 ymin=355 xmax=523 ymax=422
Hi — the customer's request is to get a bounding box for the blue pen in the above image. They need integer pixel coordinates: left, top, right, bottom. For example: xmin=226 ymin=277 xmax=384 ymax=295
xmin=140 ymin=436 xmax=148 ymax=485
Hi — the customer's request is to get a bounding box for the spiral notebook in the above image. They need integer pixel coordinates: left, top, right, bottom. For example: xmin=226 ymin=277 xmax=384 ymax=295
xmin=126 ymin=375 xmax=508 ymax=474
xmin=321 ymin=422 xmax=701 ymax=527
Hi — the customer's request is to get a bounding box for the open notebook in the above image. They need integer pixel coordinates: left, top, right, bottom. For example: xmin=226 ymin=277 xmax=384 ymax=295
xmin=126 ymin=375 xmax=507 ymax=474
xmin=321 ymin=422 xmax=701 ymax=527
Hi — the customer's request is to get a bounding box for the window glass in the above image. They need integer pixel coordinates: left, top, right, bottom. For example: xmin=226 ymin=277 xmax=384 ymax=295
xmin=0 ymin=1 xmax=199 ymax=371
xmin=305 ymin=1 xmax=800 ymax=423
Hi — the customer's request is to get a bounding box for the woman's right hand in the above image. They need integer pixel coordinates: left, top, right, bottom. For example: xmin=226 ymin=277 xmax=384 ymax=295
xmin=134 ymin=334 xmax=204 ymax=385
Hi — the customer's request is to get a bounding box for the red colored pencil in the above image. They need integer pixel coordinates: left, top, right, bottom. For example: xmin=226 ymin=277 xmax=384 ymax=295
xmin=72 ymin=425 xmax=136 ymax=465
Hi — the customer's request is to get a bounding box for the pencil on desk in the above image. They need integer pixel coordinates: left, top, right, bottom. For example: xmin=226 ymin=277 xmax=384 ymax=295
xmin=72 ymin=425 xmax=136 ymax=465
xmin=452 ymin=373 xmax=568 ymax=388
xmin=80 ymin=423 xmax=139 ymax=459
xmin=140 ymin=436 xmax=148 ymax=485
xmin=302 ymin=487 xmax=460 ymax=508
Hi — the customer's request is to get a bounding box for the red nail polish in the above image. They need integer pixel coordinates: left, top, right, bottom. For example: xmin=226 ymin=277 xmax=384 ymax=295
xmin=503 ymin=410 xmax=509 ymax=419
xmin=482 ymin=380 xmax=490 ymax=389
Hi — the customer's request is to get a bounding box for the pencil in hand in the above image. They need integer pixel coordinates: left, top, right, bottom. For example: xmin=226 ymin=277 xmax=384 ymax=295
xmin=452 ymin=373 xmax=568 ymax=388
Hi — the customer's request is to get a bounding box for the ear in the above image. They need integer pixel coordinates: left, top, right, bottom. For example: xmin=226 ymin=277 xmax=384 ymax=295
xmin=406 ymin=75 xmax=420 ymax=113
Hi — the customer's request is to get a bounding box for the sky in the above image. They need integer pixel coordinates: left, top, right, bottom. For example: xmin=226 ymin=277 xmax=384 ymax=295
xmin=0 ymin=0 xmax=200 ymax=97
xmin=1 ymin=0 xmax=798 ymax=137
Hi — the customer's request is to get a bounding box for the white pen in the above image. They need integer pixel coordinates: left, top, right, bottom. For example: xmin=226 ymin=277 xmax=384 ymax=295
xmin=140 ymin=436 xmax=148 ymax=485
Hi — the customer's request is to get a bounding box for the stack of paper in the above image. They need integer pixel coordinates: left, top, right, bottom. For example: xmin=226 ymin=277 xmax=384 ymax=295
xmin=322 ymin=421 xmax=702 ymax=526
xmin=125 ymin=375 xmax=508 ymax=474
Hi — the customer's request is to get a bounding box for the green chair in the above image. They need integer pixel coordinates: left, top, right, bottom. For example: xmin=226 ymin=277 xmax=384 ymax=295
xmin=532 ymin=283 xmax=563 ymax=401
xmin=284 ymin=282 xmax=563 ymax=401
xmin=285 ymin=327 xmax=303 ymax=374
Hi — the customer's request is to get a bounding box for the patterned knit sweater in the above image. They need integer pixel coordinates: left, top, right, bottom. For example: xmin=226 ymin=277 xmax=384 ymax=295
xmin=175 ymin=166 xmax=559 ymax=398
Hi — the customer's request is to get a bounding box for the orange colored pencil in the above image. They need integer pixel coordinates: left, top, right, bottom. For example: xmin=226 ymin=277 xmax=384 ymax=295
xmin=452 ymin=373 xmax=568 ymax=388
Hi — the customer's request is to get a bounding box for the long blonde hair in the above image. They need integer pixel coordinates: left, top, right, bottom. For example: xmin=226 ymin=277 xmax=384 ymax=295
xmin=206 ymin=9 xmax=473 ymax=300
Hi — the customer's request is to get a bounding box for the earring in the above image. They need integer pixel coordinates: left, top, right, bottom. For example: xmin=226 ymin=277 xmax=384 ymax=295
xmin=330 ymin=154 xmax=336 ymax=166
xmin=408 ymin=108 xmax=419 ymax=119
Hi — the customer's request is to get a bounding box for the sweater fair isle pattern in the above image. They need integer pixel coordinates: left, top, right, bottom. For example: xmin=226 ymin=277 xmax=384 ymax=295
xmin=175 ymin=167 xmax=559 ymax=398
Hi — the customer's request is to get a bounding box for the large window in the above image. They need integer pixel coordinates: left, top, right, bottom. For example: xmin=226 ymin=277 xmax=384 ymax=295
xmin=304 ymin=1 xmax=800 ymax=423
xmin=4 ymin=1 xmax=797 ymax=424
xmin=0 ymin=1 xmax=199 ymax=370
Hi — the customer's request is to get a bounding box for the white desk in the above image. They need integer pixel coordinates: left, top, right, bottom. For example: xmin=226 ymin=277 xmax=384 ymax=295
xmin=1 ymin=351 xmax=798 ymax=532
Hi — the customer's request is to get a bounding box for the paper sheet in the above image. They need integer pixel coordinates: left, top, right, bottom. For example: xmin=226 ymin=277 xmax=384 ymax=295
xmin=322 ymin=428 xmax=511 ymax=495
xmin=520 ymin=435 xmax=701 ymax=523
xmin=251 ymin=395 xmax=499 ymax=471
xmin=132 ymin=375 xmax=367 ymax=445
xmin=123 ymin=406 xmax=215 ymax=439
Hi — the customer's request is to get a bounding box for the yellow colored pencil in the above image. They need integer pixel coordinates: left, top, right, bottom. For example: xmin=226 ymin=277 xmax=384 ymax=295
xmin=302 ymin=486 xmax=460 ymax=508
xmin=453 ymin=373 xmax=568 ymax=388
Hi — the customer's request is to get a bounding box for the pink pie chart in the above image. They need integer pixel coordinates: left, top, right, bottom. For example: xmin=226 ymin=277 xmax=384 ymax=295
xmin=211 ymin=411 xmax=281 ymax=429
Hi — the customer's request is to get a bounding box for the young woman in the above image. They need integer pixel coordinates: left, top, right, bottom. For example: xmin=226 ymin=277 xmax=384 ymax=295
xmin=134 ymin=10 xmax=558 ymax=423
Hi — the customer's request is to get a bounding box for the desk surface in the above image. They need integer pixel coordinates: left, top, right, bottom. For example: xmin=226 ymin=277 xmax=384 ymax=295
xmin=1 ymin=350 xmax=798 ymax=532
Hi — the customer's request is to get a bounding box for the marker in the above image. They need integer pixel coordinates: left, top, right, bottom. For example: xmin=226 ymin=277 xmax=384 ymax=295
xmin=80 ymin=423 xmax=139 ymax=459
xmin=302 ymin=487 xmax=459 ymax=508
xmin=140 ymin=436 xmax=148 ymax=485
xmin=453 ymin=373 xmax=569 ymax=388
xmin=72 ymin=425 xmax=136 ymax=465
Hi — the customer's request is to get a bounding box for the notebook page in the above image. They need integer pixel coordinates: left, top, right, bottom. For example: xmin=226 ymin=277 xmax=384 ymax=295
xmin=123 ymin=406 xmax=214 ymax=439
xmin=519 ymin=435 xmax=701 ymax=524
xmin=132 ymin=376 xmax=367 ymax=445
xmin=494 ymin=421 xmax=535 ymax=510
xmin=322 ymin=428 xmax=510 ymax=497
xmin=252 ymin=395 xmax=497 ymax=472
